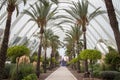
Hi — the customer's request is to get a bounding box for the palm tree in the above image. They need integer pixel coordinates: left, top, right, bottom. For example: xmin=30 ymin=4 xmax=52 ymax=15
xmin=39 ymin=0 xmax=59 ymax=4
xmin=64 ymin=32 xmax=77 ymax=69
xmin=0 ymin=0 xmax=27 ymax=79
xmin=42 ymin=29 xmax=53 ymax=73
xmin=64 ymin=40 xmax=74 ymax=61
xmin=54 ymin=50 xmax=60 ymax=65
xmin=62 ymin=0 xmax=105 ymax=72
xmin=104 ymin=0 xmax=120 ymax=55
xmin=49 ymin=34 xmax=61 ymax=69
xmin=65 ymin=25 xmax=83 ymax=72
xmin=23 ymin=1 xmax=58 ymax=79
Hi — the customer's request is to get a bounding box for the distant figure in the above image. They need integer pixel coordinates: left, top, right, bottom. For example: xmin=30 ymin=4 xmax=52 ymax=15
xmin=60 ymin=59 xmax=66 ymax=66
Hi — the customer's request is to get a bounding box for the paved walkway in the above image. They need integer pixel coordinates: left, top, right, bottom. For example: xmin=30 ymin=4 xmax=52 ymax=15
xmin=45 ymin=67 xmax=77 ymax=80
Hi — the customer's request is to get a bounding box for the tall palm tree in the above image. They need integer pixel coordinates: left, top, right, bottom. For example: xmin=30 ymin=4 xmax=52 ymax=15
xmin=23 ymin=1 xmax=58 ymax=79
xmin=64 ymin=40 xmax=74 ymax=61
xmin=54 ymin=50 xmax=60 ymax=63
xmin=62 ymin=0 xmax=105 ymax=72
xmin=104 ymin=0 xmax=120 ymax=55
xmin=42 ymin=29 xmax=53 ymax=73
xmin=0 ymin=0 xmax=27 ymax=79
xmin=64 ymin=32 xmax=77 ymax=69
xmin=65 ymin=25 xmax=83 ymax=72
xmin=49 ymin=34 xmax=61 ymax=69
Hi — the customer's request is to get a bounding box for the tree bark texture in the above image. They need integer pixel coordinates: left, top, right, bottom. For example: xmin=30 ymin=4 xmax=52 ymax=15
xmin=104 ymin=0 xmax=120 ymax=54
xmin=0 ymin=12 xmax=12 ymax=79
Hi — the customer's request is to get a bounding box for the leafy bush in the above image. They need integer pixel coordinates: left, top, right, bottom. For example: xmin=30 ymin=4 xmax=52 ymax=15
xmin=80 ymin=49 xmax=101 ymax=60
xmin=114 ymin=74 xmax=120 ymax=80
xmin=51 ymin=57 xmax=57 ymax=66
xmin=7 ymin=46 xmax=30 ymax=63
xmin=100 ymin=71 xmax=120 ymax=80
xmin=92 ymin=64 xmax=102 ymax=78
xmin=69 ymin=58 xmax=78 ymax=64
xmin=10 ymin=63 xmax=35 ymax=80
xmin=22 ymin=74 xmax=37 ymax=80
xmin=30 ymin=54 xmax=44 ymax=63
xmin=30 ymin=52 xmax=38 ymax=62
xmin=93 ymin=70 xmax=100 ymax=78
xmin=2 ymin=63 xmax=15 ymax=79
xmin=104 ymin=46 xmax=120 ymax=71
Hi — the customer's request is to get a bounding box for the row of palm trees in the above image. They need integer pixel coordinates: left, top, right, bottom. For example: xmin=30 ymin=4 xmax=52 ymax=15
xmin=64 ymin=25 xmax=83 ymax=72
xmin=36 ymin=29 xmax=61 ymax=73
xmin=0 ymin=0 xmax=119 ymax=79
xmin=0 ymin=0 xmax=59 ymax=79
xmin=62 ymin=0 xmax=120 ymax=74
xmin=23 ymin=1 xmax=59 ymax=79
xmin=60 ymin=0 xmax=106 ymax=73
xmin=0 ymin=0 xmax=28 ymax=79
xmin=61 ymin=0 xmax=120 ymax=74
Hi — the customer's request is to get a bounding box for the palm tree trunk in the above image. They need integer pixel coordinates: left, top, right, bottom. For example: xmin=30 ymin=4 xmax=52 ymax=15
xmin=0 ymin=12 xmax=12 ymax=79
xmin=83 ymin=32 xmax=87 ymax=49
xmin=44 ymin=48 xmax=47 ymax=73
xmin=73 ymin=45 xmax=77 ymax=70
xmin=50 ymin=47 xmax=54 ymax=69
xmin=77 ymin=41 xmax=81 ymax=73
xmin=83 ymin=31 xmax=88 ymax=74
xmin=104 ymin=0 xmax=120 ymax=55
xmin=36 ymin=32 xmax=43 ymax=79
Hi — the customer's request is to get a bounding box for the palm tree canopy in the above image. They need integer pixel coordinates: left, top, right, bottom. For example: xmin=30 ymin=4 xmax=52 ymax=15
xmin=23 ymin=1 xmax=58 ymax=29
xmin=49 ymin=33 xmax=61 ymax=49
xmin=61 ymin=0 xmax=106 ymax=31
xmin=0 ymin=0 xmax=27 ymax=15
xmin=42 ymin=29 xmax=54 ymax=48
xmin=66 ymin=25 xmax=82 ymax=42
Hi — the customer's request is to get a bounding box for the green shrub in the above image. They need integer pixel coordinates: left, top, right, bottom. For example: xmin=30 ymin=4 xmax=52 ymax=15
xmin=114 ymin=74 xmax=120 ymax=80
xmin=69 ymin=58 xmax=78 ymax=64
xmin=10 ymin=63 xmax=35 ymax=80
xmin=30 ymin=52 xmax=37 ymax=62
xmin=22 ymin=74 xmax=37 ymax=80
xmin=100 ymin=71 xmax=120 ymax=80
xmin=7 ymin=46 xmax=30 ymax=63
xmin=3 ymin=63 xmax=15 ymax=79
xmin=104 ymin=46 xmax=120 ymax=71
xmin=91 ymin=64 xmax=102 ymax=78
xmin=80 ymin=49 xmax=101 ymax=60
xmin=93 ymin=70 xmax=100 ymax=78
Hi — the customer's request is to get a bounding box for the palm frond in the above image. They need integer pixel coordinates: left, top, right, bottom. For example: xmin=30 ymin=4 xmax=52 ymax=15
xmin=51 ymin=15 xmax=75 ymax=21
xmin=23 ymin=0 xmax=27 ymax=5
xmin=56 ymin=25 xmax=64 ymax=32
xmin=88 ymin=7 xmax=106 ymax=21
xmin=43 ymin=3 xmax=52 ymax=18
xmin=0 ymin=0 xmax=6 ymax=10
xmin=47 ymin=7 xmax=58 ymax=21
xmin=27 ymin=18 xmax=37 ymax=24
xmin=38 ymin=0 xmax=49 ymax=6
xmin=15 ymin=5 xmax=19 ymax=16
xmin=63 ymin=9 xmax=79 ymax=20
xmin=83 ymin=0 xmax=88 ymax=16
xmin=51 ymin=0 xmax=59 ymax=4
xmin=29 ymin=4 xmax=38 ymax=16
xmin=56 ymin=20 xmax=75 ymax=25
xmin=23 ymin=10 xmax=37 ymax=22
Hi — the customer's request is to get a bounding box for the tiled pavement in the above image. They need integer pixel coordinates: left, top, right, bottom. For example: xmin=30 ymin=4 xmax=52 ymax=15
xmin=45 ymin=66 xmax=77 ymax=80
